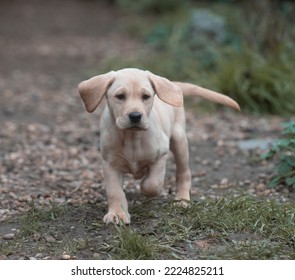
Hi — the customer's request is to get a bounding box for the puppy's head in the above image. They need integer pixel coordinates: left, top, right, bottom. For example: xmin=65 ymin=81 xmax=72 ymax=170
xmin=78 ymin=68 xmax=183 ymax=130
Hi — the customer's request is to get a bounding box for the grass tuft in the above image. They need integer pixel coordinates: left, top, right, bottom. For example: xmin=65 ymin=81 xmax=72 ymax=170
xmin=18 ymin=200 xmax=66 ymax=237
xmin=112 ymin=226 xmax=161 ymax=260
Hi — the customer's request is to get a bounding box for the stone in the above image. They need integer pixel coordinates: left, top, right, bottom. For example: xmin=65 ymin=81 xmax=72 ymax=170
xmin=3 ymin=233 xmax=15 ymax=240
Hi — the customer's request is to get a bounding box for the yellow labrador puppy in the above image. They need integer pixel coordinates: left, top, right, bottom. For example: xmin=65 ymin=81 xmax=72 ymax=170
xmin=78 ymin=68 xmax=239 ymax=224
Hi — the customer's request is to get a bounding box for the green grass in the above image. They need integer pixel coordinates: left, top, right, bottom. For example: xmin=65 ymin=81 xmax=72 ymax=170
xmin=1 ymin=194 xmax=294 ymax=259
xmin=109 ymin=194 xmax=295 ymax=259
xmin=18 ymin=200 xmax=66 ymax=237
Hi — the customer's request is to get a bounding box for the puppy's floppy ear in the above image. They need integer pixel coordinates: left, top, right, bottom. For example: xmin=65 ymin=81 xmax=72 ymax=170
xmin=147 ymin=71 xmax=183 ymax=107
xmin=78 ymin=71 xmax=116 ymax=113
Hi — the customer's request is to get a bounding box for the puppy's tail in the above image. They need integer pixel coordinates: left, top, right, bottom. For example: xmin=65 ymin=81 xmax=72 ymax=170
xmin=174 ymin=82 xmax=240 ymax=111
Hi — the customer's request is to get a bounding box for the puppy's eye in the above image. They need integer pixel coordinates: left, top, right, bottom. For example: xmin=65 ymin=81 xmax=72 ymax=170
xmin=142 ymin=94 xmax=151 ymax=101
xmin=115 ymin=93 xmax=126 ymax=101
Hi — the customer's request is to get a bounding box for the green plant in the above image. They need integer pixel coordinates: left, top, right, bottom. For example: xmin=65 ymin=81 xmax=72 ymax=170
xmin=263 ymin=121 xmax=295 ymax=190
xmin=237 ymin=0 xmax=295 ymax=54
xmin=115 ymin=0 xmax=189 ymax=14
xmin=213 ymin=50 xmax=295 ymax=115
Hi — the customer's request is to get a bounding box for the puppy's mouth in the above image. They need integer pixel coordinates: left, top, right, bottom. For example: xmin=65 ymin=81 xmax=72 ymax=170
xmin=127 ymin=125 xmax=147 ymax=131
xmin=116 ymin=117 xmax=149 ymax=131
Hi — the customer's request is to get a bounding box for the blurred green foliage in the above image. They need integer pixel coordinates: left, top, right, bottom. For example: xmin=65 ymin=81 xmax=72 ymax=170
xmin=115 ymin=0 xmax=190 ymax=13
xmin=103 ymin=0 xmax=295 ymax=115
xmin=263 ymin=121 xmax=295 ymax=190
xmin=214 ymin=50 xmax=295 ymax=115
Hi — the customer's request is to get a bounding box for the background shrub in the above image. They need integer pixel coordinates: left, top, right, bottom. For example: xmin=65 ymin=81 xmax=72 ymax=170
xmin=213 ymin=50 xmax=295 ymax=115
xmin=115 ymin=0 xmax=190 ymax=13
xmin=103 ymin=0 xmax=295 ymax=115
xmin=263 ymin=122 xmax=295 ymax=190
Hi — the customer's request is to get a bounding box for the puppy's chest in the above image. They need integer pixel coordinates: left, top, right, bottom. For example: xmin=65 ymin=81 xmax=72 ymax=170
xmin=105 ymin=133 xmax=169 ymax=176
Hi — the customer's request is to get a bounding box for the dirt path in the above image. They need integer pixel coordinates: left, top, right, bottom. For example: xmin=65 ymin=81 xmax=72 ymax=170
xmin=0 ymin=0 xmax=290 ymax=259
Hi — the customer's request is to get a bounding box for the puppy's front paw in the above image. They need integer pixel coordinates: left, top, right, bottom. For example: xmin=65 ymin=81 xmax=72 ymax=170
xmin=103 ymin=209 xmax=131 ymax=225
xmin=173 ymin=198 xmax=191 ymax=208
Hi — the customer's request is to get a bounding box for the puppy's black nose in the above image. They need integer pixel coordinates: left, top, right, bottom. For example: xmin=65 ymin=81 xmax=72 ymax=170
xmin=129 ymin=111 xmax=142 ymax=123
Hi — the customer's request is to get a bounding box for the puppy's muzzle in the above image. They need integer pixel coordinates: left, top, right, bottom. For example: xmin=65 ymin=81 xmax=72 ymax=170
xmin=129 ymin=111 xmax=142 ymax=123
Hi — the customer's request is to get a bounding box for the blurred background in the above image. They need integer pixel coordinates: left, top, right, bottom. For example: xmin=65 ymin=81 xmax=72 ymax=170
xmin=1 ymin=0 xmax=294 ymax=116
xmin=1 ymin=0 xmax=295 ymax=260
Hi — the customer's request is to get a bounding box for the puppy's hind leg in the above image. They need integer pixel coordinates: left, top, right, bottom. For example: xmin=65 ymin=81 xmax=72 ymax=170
xmin=170 ymin=125 xmax=191 ymax=202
